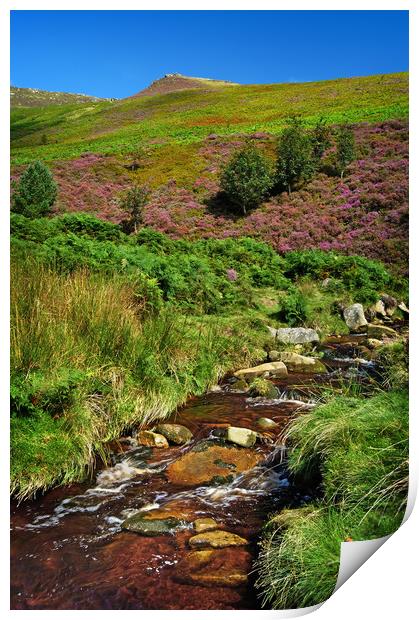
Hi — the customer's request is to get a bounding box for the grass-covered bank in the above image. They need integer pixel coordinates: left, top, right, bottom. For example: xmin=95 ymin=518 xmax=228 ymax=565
xmin=256 ymin=353 xmax=408 ymax=608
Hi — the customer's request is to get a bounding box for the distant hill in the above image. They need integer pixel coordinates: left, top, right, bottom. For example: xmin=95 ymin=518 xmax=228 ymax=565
xmin=129 ymin=73 xmax=239 ymax=99
xmin=10 ymin=86 xmax=115 ymax=108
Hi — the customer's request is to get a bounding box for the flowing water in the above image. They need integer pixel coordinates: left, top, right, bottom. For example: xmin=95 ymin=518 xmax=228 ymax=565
xmin=10 ymin=340 xmax=378 ymax=610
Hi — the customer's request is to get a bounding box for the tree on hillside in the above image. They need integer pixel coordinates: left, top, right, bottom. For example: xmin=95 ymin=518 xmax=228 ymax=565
xmin=276 ymin=117 xmax=314 ymax=194
xmin=119 ymin=184 xmax=150 ymax=233
xmin=310 ymin=117 xmax=331 ymax=167
xmin=220 ymin=144 xmax=273 ymax=215
xmin=12 ymin=160 xmax=57 ymax=218
xmin=335 ymin=124 xmax=355 ymax=178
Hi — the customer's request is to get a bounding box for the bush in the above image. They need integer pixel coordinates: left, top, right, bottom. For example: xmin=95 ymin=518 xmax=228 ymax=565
xmin=119 ymin=184 xmax=150 ymax=233
xmin=335 ymin=124 xmax=356 ymax=178
xmin=11 ymin=160 xmax=57 ymax=218
xmin=220 ymin=144 xmax=274 ymax=214
xmin=277 ymin=288 xmax=308 ymax=326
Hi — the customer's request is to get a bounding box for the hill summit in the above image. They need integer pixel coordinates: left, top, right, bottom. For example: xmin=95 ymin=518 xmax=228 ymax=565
xmin=129 ymin=72 xmax=238 ymax=98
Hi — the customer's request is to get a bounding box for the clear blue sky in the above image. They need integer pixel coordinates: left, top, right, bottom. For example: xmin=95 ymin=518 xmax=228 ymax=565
xmin=11 ymin=10 xmax=409 ymax=98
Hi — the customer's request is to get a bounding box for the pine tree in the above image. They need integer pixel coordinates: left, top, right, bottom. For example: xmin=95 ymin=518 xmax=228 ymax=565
xmin=12 ymin=161 xmax=58 ymax=218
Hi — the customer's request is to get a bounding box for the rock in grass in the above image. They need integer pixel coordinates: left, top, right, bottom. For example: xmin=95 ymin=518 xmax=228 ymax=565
xmin=343 ymin=304 xmax=368 ymax=332
xmin=174 ymin=549 xmax=250 ymax=587
xmin=194 ymin=517 xmax=218 ymax=533
xmin=188 ymin=530 xmax=248 ymax=549
xmin=268 ymin=327 xmax=319 ymax=344
xmin=226 ymin=426 xmax=257 ymax=448
xmin=122 ymin=515 xmax=185 ymax=536
xmin=234 ymin=361 xmax=287 ymax=381
xmin=367 ymin=324 xmax=398 ymax=339
xmin=137 ymin=430 xmax=169 ymax=448
xmin=154 ymin=423 xmax=192 ymax=445
xmin=278 ymin=352 xmax=327 ymax=374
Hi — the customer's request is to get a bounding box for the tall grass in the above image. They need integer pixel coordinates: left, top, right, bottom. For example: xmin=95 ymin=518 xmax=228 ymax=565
xmin=256 ymin=388 xmax=408 ymax=608
xmin=10 ymin=258 xmax=255 ymax=500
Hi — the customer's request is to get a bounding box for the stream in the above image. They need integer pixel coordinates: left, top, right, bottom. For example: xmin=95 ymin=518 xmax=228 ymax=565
xmin=10 ymin=338 xmax=379 ymax=610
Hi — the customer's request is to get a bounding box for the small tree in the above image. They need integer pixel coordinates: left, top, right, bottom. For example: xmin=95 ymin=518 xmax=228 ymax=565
xmin=335 ymin=124 xmax=355 ymax=178
xmin=220 ymin=144 xmax=273 ymax=215
xmin=12 ymin=160 xmax=57 ymax=218
xmin=119 ymin=184 xmax=150 ymax=233
xmin=310 ymin=117 xmax=331 ymax=166
xmin=276 ymin=117 xmax=314 ymax=194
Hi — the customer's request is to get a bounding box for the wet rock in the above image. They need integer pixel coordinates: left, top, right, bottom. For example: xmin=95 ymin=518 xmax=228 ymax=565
xmin=137 ymin=430 xmax=169 ymax=449
xmin=121 ymin=515 xmax=185 ymax=536
xmin=166 ymin=441 xmax=263 ymax=486
xmin=249 ymin=378 xmax=277 ymax=398
xmin=174 ymin=549 xmax=250 ymax=588
xmin=343 ymin=304 xmax=368 ymax=332
xmin=154 ymin=423 xmax=192 ymax=445
xmin=256 ymin=417 xmax=278 ymax=430
xmin=229 ymin=378 xmax=249 ymax=392
xmin=268 ymin=326 xmax=319 ymax=344
xmin=367 ymin=324 xmax=398 ymax=339
xmin=278 ymin=352 xmax=327 ymax=374
xmin=194 ymin=518 xmax=218 ymax=533
xmin=226 ymin=426 xmax=257 ymax=448
xmin=234 ymin=361 xmax=287 ymax=381
xmin=189 ymin=530 xmax=248 ymax=549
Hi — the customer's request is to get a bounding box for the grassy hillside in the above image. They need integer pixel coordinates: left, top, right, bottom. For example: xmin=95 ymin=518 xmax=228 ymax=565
xmin=10 ymin=86 xmax=113 ymax=108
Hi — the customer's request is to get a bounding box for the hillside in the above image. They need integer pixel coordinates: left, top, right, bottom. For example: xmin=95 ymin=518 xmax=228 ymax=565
xmin=129 ymin=72 xmax=238 ymax=98
xmin=10 ymin=86 xmax=115 ymax=108
xmin=10 ymin=72 xmax=409 ymax=272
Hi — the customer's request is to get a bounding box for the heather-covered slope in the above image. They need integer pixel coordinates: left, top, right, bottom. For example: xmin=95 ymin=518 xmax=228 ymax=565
xmin=10 ymin=86 xmax=113 ymax=108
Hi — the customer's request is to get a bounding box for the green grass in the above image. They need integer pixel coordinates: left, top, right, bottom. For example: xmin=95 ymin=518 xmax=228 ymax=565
xmin=256 ymin=387 xmax=409 ymax=608
xmin=11 ymin=72 xmax=408 ymax=165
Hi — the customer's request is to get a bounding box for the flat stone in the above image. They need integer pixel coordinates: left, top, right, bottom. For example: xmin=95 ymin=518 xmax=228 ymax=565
xmin=194 ymin=518 xmax=218 ymax=533
xmin=121 ymin=515 xmax=185 ymax=536
xmin=268 ymin=327 xmax=319 ymax=344
xmin=188 ymin=530 xmax=248 ymax=549
xmin=234 ymin=361 xmax=288 ymax=381
xmin=367 ymin=324 xmax=398 ymax=339
xmin=137 ymin=430 xmax=169 ymax=449
xmin=256 ymin=417 xmax=278 ymax=430
xmin=173 ymin=549 xmax=250 ymax=588
xmin=154 ymin=423 xmax=192 ymax=445
xmin=278 ymin=352 xmax=327 ymax=374
xmin=226 ymin=426 xmax=257 ymax=448
xmin=166 ymin=441 xmax=263 ymax=486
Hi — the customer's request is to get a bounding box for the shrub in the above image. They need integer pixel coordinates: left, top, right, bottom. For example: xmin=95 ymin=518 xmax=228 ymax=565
xmin=119 ymin=184 xmax=150 ymax=233
xmin=276 ymin=117 xmax=314 ymax=194
xmin=335 ymin=124 xmax=356 ymax=178
xmin=11 ymin=160 xmax=57 ymax=218
xmin=277 ymin=288 xmax=308 ymax=326
xmin=220 ymin=144 xmax=274 ymax=214
xmin=310 ymin=117 xmax=331 ymax=165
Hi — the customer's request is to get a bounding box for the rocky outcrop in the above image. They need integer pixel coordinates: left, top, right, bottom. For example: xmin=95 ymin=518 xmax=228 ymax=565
xmin=234 ymin=361 xmax=288 ymax=381
xmin=154 ymin=423 xmax=192 ymax=445
xmin=343 ymin=303 xmax=368 ymax=332
xmin=268 ymin=327 xmax=319 ymax=344
xmin=137 ymin=430 xmax=169 ymax=448
xmin=226 ymin=426 xmax=257 ymax=448
xmin=278 ymin=352 xmax=327 ymax=374
xmin=188 ymin=530 xmax=248 ymax=548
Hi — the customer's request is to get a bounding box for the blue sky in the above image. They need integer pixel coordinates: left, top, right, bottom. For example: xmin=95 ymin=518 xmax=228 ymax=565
xmin=11 ymin=10 xmax=409 ymax=98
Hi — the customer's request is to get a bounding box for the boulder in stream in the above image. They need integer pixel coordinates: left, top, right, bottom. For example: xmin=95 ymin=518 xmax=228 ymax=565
xmin=121 ymin=515 xmax=186 ymax=536
xmin=256 ymin=417 xmax=278 ymax=430
xmin=137 ymin=430 xmax=169 ymax=449
xmin=234 ymin=361 xmax=287 ymax=381
xmin=278 ymin=352 xmax=327 ymax=374
xmin=268 ymin=327 xmax=319 ymax=344
xmin=154 ymin=423 xmax=192 ymax=445
xmin=188 ymin=530 xmax=248 ymax=549
xmin=249 ymin=378 xmax=278 ymax=398
xmin=194 ymin=517 xmax=218 ymax=533
xmin=226 ymin=426 xmax=257 ymax=448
